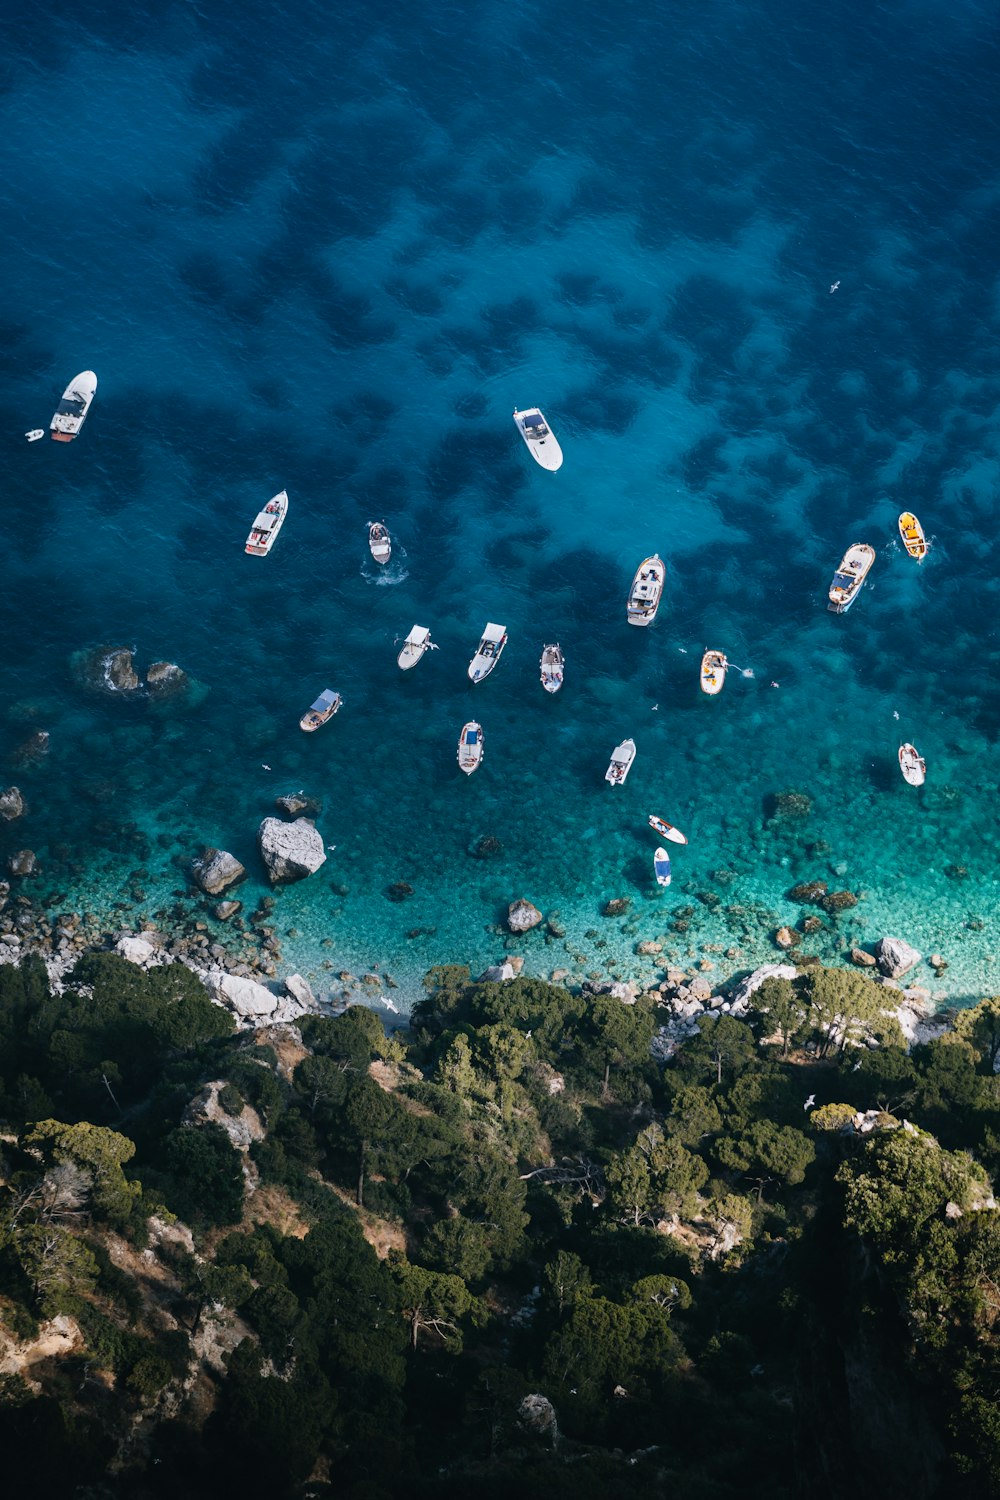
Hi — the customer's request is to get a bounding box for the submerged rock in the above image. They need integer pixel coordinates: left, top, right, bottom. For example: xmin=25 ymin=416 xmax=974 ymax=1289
xmin=275 ymin=793 xmax=322 ymax=819
xmin=774 ymin=926 xmax=800 ymax=950
xmin=850 ymin=947 xmax=877 ymax=967
xmin=603 ymin=898 xmax=631 ymax=917
xmin=9 ymin=731 xmax=49 ymax=767
xmin=145 ymin=661 xmax=189 ymax=697
xmin=258 ymin=817 xmax=327 ymax=884
xmin=192 ymin=848 xmax=246 ymax=896
xmin=213 ymin=900 xmax=242 ymax=921
xmin=470 ymin=834 xmax=504 ymax=859
xmin=0 ymin=787 xmax=26 ymax=821
xmin=820 ymin=889 xmax=858 ymax=914
xmin=788 ymin=880 xmax=828 ymax=904
xmin=7 ymin=849 xmax=36 ymax=878
xmin=508 ymin=898 xmax=543 ymax=933
xmin=771 ymin=789 xmax=812 ymax=820
xmin=875 ymin=935 xmax=923 ymax=980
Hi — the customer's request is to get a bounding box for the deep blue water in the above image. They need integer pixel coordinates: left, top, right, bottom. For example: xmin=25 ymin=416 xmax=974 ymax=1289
xmin=2 ymin=0 xmax=1000 ymax=1009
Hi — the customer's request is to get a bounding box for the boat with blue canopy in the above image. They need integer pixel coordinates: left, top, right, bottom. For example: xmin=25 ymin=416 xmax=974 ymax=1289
xmin=299 ymin=689 xmax=342 ymax=732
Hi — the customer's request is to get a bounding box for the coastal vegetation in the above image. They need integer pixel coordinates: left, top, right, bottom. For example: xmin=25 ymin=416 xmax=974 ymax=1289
xmin=0 ymin=954 xmax=997 ymax=1498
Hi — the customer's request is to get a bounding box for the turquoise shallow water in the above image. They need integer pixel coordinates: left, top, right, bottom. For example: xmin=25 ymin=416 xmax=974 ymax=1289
xmin=2 ymin=0 xmax=1000 ymax=1010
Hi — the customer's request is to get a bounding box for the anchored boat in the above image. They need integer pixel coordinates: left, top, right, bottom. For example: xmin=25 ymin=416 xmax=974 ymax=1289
xmin=245 ymin=491 xmax=288 ymax=556
xmin=513 ymin=407 xmax=563 ymax=471
xmin=397 ymin=625 xmax=435 ymax=671
xmin=648 ymin=814 xmax=688 ymax=845
xmin=540 ymin=643 xmax=564 ymax=693
xmin=898 ymin=512 xmax=927 ymax=561
xmin=700 ymin=649 xmax=727 ymax=695
xmin=50 ymin=370 xmax=97 ymax=442
xmin=25 ymin=430 xmax=44 ymax=442
xmin=368 ymin=521 xmax=391 ymax=564
xmin=898 ymin=743 xmax=926 ymax=786
xmin=626 ymin=554 xmax=666 ymax=627
xmin=457 ymin=721 xmax=484 ymax=775
xmin=468 ymin=622 xmax=507 ymax=683
xmin=654 ymin=848 xmax=672 ymax=888
xmin=605 ymin=738 xmax=636 ymax=787
xmin=300 ymin=689 xmax=342 ymax=732
xmin=827 ymin=542 xmax=875 ymax=613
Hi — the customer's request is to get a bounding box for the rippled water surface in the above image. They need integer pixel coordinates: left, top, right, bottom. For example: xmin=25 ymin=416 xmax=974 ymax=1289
xmin=2 ymin=0 xmax=1000 ymax=1009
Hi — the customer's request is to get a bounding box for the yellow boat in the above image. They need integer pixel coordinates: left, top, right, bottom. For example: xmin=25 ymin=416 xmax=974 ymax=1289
xmin=898 ymin=511 xmax=927 ymax=560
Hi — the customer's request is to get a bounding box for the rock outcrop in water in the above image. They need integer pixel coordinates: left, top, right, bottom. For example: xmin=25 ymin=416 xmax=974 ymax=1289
xmin=507 ymin=898 xmax=543 ymax=933
xmin=145 ymin=661 xmax=189 ymax=696
xmin=875 ymin=935 xmax=923 ymax=979
xmin=258 ymin=817 xmax=327 ymax=883
xmin=0 ymin=787 xmax=26 ymax=821
xmin=191 ymin=848 xmax=246 ymax=896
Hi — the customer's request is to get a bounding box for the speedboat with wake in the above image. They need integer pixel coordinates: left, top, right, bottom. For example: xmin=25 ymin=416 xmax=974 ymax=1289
xmin=654 ymin=848 xmax=672 ymax=887
xmin=513 ymin=407 xmax=563 ymax=471
xmin=398 ymin=625 xmax=436 ymax=670
xmin=605 ymin=739 xmax=636 ymax=787
xmin=368 ymin=521 xmax=391 ymax=564
xmin=245 ymin=491 xmax=288 ymax=555
xmin=457 ymin=721 xmax=484 ymax=775
xmin=700 ymin=650 xmax=727 ymax=695
xmin=540 ymin=643 xmax=564 ymax=693
xmin=898 ymin=512 xmax=927 ymax=561
xmin=827 ymin=543 xmax=875 ymax=612
xmin=300 ymin=689 xmax=342 ymax=732
xmin=626 ymin=554 xmax=665 ymax=626
xmin=468 ymin=623 xmax=507 ymax=683
xmin=50 ymin=370 xmax=97 ymax=442
xmin=898 ymin=743 xmax=926 ymax=786
xmin=648 ymin=814 xmax=688 ymax=845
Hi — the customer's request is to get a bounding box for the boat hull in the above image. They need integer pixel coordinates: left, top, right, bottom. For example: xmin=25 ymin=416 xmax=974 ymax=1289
xmin=648 ymin=815 xmax=687 ymax=845
xmin=513 ymin=408 xmax=563 ymax=471
xmin=827 ymin=543 xmax=875 ymax=612
xmin=654 ymin=848 xmax=672 ymax=887
xmin=898 ymin=512 xmax=927 ymax=560
xmin=626 ymin=555 xmax=665 ymax=627
xmin=468 ymin=624 xmax=507 ymax=683
xmin=540 ymin=645 xmax=564 ymax=693
xmin=368 ymin=523 xmax=391 ymax=564
xmin=458 ymin=722 xmax=484 ymax=775
xmin=700 ymin=651 xmax=727 ymax=695
xmin=606 ymin=739 xmax=636 ymax=786
xmin=50 ymin=370 xmax=97 ymax=441
xmin=245 ymin=491 xmax=288 ymax=556
xmin=898 ymin=743 xmax=926 ymax=786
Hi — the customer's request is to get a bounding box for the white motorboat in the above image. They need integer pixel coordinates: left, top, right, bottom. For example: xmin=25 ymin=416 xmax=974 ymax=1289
xmin=654 ymin=848 xmax=672 ymax=887
xmin=605 ymin=738 xmax=636 ymax=787
xmin=368 ymin=521 xmax=391 ymax=564
xmin=827 ymin=543 xmax=875 ymax=613
xmin=457 ymin=721 xmax=484 ymax=775
xmin=50 ymin=370 xmax=97 ymax=442
xmin=898 ymin=743 xmax=926 ymax=786
xmin=300 ymin=689 xmax=342 ymax=732
xmin=468 ymin=622 xmax=507 ymax=683
xmin=25 ymin=430 xmax=44 ymax=442
xmin=648 ymin=814 xmax=688 ymax=845
xmin=397 ymin=625 xmax=435 ymax=671
xmin=700 ymin=649 xmax=728 ymax=695
xmin=626 ymin=554 xmax=666 ymax=627
xmin=513 ymin=407 xmax=563 ymax=471
xmin=540 ymin=643 xmax=564 ymax=693
xmin=245 ymin=491 xmax=288 ymax=556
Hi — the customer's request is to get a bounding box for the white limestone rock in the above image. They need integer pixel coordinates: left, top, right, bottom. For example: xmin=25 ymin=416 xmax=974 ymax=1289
xmin=115 ymin=935 xmax=156 ymax=967
xmin=258 ymin=817 xmax=327 ymax=883
xmin=283 ymin=973 xmax=317 ymax=1011
xmin=205 ymin=969 xmax=279 ymax=1020
xmin=727 ymin=964 xmax=799 ymax=1016
xmin=508 ymin=898 xmax=543 ymax=933
xmin=0 ymin=787 xmax=26 ymax=821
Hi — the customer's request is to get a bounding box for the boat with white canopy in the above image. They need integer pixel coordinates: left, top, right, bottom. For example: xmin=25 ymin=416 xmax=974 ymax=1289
xmin=605 ymin=738 xmax=636 ymax=787
xmin=397 ymin=625 xmax=436 ymax=671
xmin=468 ymin=622 xmax=507 ymax=683
xmin=245 ymin=491 xmax=288 ymax=556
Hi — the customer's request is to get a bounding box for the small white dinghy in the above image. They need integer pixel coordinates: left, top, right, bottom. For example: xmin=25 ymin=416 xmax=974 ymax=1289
xmin=50 ymin=370 xmax=97 ymax=442
xmin=898 ymin=743 xmax=926 ymax=786
xmin=397 ymin=625 xmax=435 ymax=671
xmin=245 ymin=491 xmax=288 ymax=555
xmin=605 ymin=738 xmax=636 ymax=787
xmin=457 ymin=721 xmax=484 ymax=775
xmin=368 ymin=521 xmax=391 ymax=564
xmin=25 ymin=429 xmax=44 ymax=442
xmin=513 ymin=407 xmax=563 ymax=471
xmin=468 ymin=622 xmax=507 ymax=683
xmin=648 ymin=814 xmax=688 ymax=845
xmin=654 ymin=848 xmax=672 ymax=887
xmin=300 ymin=689 xmax=342 ymax=732
xmin=540 ymin=643 xmax=564 ymax=693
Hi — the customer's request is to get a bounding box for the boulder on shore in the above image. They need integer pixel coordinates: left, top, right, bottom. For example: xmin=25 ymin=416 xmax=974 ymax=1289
xmin=258 ymin=817 xmax=327 ymax=884
xmin=727 ymin=964 xmax=799 ymax=1015
xmin=192 ymin=848 xmax=246 ymax=896
xmin=508 ymin=898 xmax=543 ymax=933
xmin=284 ymin=974 xmax=317 ymax=1011
xmin=875 ymin=935 xmax=923 ymax=980
xmin=116 ymin=935 xmax=157 ymax=967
